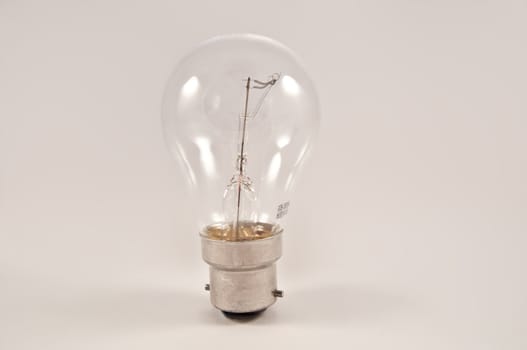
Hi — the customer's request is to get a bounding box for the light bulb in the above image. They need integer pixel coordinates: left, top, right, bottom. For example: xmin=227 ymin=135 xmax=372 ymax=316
xmin=162 ymin=34 xmax=320 ymax=316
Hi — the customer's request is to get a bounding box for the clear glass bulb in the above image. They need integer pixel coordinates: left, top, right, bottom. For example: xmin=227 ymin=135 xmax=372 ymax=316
xmin=162 ymin=34 xmax=320 ymax=315
xmin=162 ymin=34 xmax=319 ymax=241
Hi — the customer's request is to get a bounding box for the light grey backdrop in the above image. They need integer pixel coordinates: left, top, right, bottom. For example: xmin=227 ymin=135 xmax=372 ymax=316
xmin=1 ymin=1 xmax=526 ymax=349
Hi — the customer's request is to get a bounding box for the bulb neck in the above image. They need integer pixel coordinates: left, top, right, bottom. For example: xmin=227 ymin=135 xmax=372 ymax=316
xmin=201 ymin=232 xmax=283 ymax=314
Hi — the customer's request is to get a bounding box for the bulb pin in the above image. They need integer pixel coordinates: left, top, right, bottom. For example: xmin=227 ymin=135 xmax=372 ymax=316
xmin=272 ymin=289 xmax=284 ymax=298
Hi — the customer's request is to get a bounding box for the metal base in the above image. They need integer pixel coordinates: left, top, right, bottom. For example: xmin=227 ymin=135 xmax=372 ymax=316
xmin=201 ymin=232 xmax=283 ymax=313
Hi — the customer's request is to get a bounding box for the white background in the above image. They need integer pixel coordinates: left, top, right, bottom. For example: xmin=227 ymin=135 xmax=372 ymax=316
xmin=1 ymin=1 xmax=526 ymax=349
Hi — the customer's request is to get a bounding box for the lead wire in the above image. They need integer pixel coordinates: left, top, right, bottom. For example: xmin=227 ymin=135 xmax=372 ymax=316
xmin=234 ymin=77 xmax=251 ymax=239
xmin=232 ymin=74 xmax=281 ymax=240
